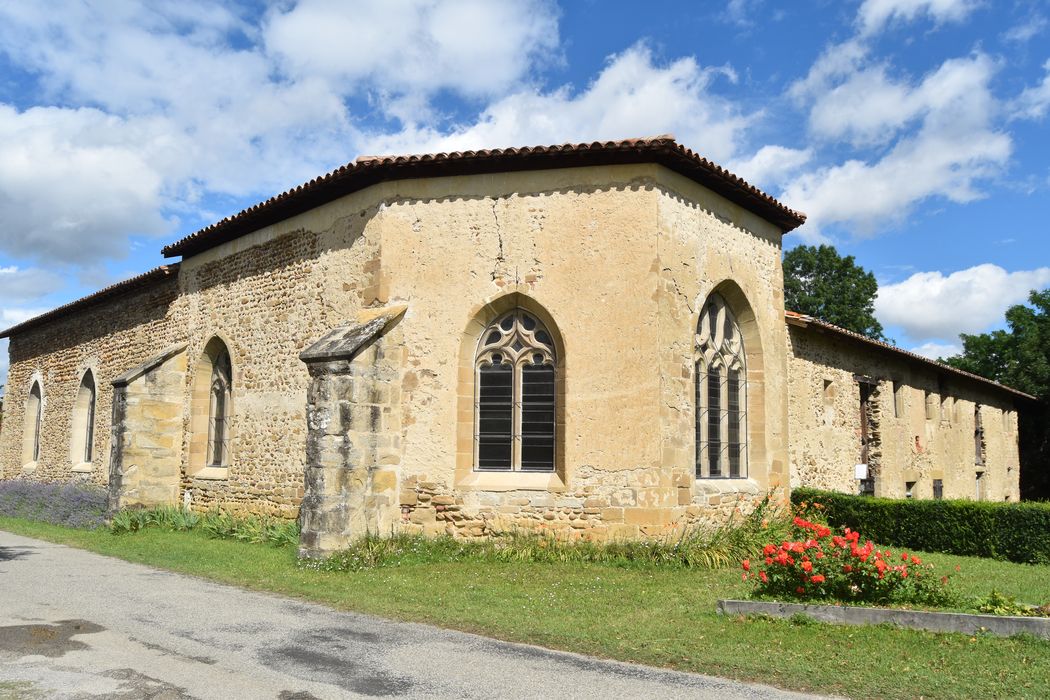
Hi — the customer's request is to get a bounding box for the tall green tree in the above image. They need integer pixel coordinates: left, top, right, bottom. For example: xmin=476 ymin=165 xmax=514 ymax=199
xmin=943 ymin=289 xmax=1050 ymax=500
xmin=783 ymin=244 xmax=886 ymax=340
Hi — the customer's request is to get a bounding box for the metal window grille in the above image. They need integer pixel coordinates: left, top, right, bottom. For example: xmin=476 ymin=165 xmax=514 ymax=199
xmin=474 ymin=309 xmax=556 ymax=472
xmin=933 ymin=479 xmax=944 ymax=499
xmin=207 ymin=349 xmax=232 ymax=468
xmin=695 ymin=294 xmax=747 ymax=479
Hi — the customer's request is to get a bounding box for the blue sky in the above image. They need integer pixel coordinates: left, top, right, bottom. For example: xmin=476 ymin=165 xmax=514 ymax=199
xmin=1 ymin=0 xmax=1049 ymax=389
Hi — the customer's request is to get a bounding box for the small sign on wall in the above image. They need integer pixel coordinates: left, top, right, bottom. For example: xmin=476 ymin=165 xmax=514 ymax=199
xmin=855 ymin=464 xmax=868 ymax=480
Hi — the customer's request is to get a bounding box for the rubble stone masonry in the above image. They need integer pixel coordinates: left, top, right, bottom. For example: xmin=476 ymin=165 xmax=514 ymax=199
xmin=0 ymin=159 xmax=1025 ymax=551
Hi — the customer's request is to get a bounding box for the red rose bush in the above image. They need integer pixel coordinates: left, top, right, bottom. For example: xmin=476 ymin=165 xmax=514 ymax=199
xmin=743 ymin=513 xmax=957 ymax=607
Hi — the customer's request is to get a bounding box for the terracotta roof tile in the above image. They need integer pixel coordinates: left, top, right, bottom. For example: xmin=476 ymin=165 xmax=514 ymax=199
xmin=0 ymin=264 xmax=180 ymax=339
xmin=785 ymin=310 xmax=1035 ymax=400
xmin=162 ymin=135 xmax=806 ymax=259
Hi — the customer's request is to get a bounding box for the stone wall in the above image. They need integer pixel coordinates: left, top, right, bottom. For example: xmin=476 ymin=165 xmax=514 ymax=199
xmin=360 ymin=164 xmax=787 ymax=540
xmin=108 ymin=345 xmax=188 ymax=510
xmin=1 ymin=156 xmax=1025 ymax=546
xmin=786 ymin=325 xmax=1021 ymax=501
xmin=175 ymin=218 xmax=371 ymax=517
xmin=298 ymin=310 xmax=405 ymax=556
xmin=0 ymin=275 xmax=181 ymax=485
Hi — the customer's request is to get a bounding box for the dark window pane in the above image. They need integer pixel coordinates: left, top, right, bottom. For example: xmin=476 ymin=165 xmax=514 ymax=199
xmin=728 ymin=371 xmax=741 ymax=477
xmin=210 ymin=384 xmax=226 ymax=467
xmin=694 ymin=364 xmax=703 ymax=478
xmin=535 ymin=330 xmax=552 ymax=348
xmin=477 ymin=363 xmax=513 ymax=470
xmin=520 ymin=365 xmax=555 ymax=471
xmin=708 ymin=367 xmax=721 ymax=477
xmin=486 ymin=331 xmax=501 ymax=345
xmin=84 ymin=386 xmax=95 ymax=463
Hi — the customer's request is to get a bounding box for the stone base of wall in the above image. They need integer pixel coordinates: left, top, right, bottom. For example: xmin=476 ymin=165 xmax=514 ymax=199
xmin=397 ymin=471 xmax=773 ymax=542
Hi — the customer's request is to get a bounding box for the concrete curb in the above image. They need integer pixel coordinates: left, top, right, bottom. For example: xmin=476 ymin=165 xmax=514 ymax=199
xmin=717 ymin=599 xmax=1050 ymax=639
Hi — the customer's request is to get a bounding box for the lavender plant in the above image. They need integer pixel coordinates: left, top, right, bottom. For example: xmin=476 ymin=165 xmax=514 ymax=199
xmin=0 ymin=479 xmax=108 ymax=529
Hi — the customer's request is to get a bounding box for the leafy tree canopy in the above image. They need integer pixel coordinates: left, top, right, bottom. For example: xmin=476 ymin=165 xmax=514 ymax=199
xmin=783 ymin=244 xmax=885 ymax=340
xmin=943 ymin=289 xmax=1050 ymax=399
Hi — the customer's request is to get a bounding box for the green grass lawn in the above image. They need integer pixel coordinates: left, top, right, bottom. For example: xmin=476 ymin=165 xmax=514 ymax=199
xmin=3 ymin=515 xmax=1049 ymax=699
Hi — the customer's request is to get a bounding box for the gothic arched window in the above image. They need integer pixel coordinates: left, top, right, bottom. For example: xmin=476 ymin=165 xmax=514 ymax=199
xmin=24 ymin=380 xmax=43 ymax=464
xmin=207 ymin=347 xmax=232 ymax=468
xmin=70 ymin=370 xmax=96 ymax=466
xmin=695 ymin=294 xmax=748 ymax=478
xmin=475 ymin=309 xmax=556 ymax=472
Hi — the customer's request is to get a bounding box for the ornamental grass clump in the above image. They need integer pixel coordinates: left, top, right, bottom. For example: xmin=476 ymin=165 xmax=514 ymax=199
xmin=744 ymin=511 xmax=959 ymax=607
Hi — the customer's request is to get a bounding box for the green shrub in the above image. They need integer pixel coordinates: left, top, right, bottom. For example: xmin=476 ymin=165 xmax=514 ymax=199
xmin=792 ymin=488 xmax=1050 ymax=564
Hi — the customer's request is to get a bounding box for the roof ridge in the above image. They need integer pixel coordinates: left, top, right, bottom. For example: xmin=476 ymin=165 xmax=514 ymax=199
xmin=162 ymin=135 xmax=807 ymax=259
xmin=0 ymin=264 xmax=180 ymax=339
xmin=784 ymin=310 xmax=1035 ymax=400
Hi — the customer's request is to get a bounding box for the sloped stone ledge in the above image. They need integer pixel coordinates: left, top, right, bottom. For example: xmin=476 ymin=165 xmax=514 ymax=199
xmin=717 ymin=599 xmax=1050 ymax=640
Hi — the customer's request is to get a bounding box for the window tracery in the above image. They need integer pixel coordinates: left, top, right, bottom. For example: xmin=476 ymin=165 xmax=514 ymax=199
xmin=695 ymin=294 xmax=747 ymax=478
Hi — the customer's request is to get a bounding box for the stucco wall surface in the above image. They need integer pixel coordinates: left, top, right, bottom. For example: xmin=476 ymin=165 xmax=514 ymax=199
xmin=654 ymin=169 xmax=790 ymax=528
xmin=786 ymin=326 xmax=1020 ymax=501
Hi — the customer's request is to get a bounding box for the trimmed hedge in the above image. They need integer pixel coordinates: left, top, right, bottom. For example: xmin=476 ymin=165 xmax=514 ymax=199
xmin=792 ymin=488 xmax=1050 ymax=565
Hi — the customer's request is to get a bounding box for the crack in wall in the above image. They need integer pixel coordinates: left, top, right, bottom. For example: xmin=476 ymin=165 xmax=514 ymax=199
xmin=490 ymin=200 xmax=504 ymax=282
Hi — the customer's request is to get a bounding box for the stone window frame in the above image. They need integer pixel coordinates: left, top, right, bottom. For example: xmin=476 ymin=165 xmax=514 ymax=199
xmin=974 ymin=403 xmax=986 ymax=467
xmin=891 ymin=380 xmax=904 ymax=419
xmin=189 ymin=336 xmax=235 ymax=480
xmin=455 ymin=290 xmax=566 ymax=492
xmin=695 ymin=292 xmax=749 ymax=480
xmin=473 ymin=308 xmax=557 ymax=473
xmin=69 ymin=368 xmax=98 ymax=472
xmin=22 ymin=376 xmax=44 ymax=469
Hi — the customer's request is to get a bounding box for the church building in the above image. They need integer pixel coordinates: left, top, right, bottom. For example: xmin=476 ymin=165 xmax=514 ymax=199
xmin=0 ymin=136 xmax=1027 ymax=556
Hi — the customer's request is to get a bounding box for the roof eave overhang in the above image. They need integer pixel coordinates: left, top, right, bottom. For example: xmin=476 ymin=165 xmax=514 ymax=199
xmin=162 ymin=141 xmax=806 ymax=259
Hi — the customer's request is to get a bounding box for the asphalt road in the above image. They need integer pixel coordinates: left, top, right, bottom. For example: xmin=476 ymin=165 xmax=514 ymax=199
xmin=0 ymin=530 xmax=821 ymax=699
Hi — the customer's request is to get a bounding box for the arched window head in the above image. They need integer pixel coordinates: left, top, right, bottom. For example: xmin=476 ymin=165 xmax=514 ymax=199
xmin=23 ymin=381 xmax=43 ymax=464
xmin=475 ymin=309 xmax=556 ymax=472
xmin=207 ymin=347 xmax=232 ymax=468
xmin=695 ymin=293 xmax=748 ymax=478
xmin=70 ymin=370 xmax=96 ymax=466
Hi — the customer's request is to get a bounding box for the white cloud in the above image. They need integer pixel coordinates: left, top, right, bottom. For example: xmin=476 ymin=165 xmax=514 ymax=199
xmin=782 ymin=53 xmax=1011 ymax=239
xmin=1002 ymin=15 xmax=1048 ymax=43
xmin=264 ymin=0 xmax=560 ymax=107
xmin=909 ymin=341 xmax=963 ymax=359
xmin=806 ymin=55 xmax=997 ymax=147
xmin=1011 ymin=59 xmax=1050 ymax=120
xmin=0 ymin=266 xmax=64 ymax=303
xmin=0 ymin=106 xmax=172 ymax=263
xmin=358 ymin=44 xmax=755 ymax=165
xmin=857 ymin=0 xmax=981 ymax=37
xmin=0 ymin=0 xmax=562 ymax=264
xmin=788 ymin=40 xmax=871 ymax=103
xmin=728 ymin=145 xmax=813 ymax=189
xmin=875 ymin=264 xmax=1050 ymax=342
